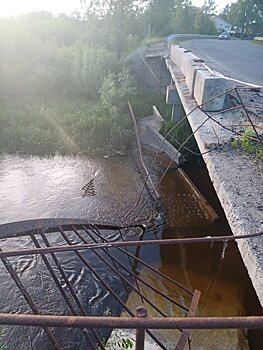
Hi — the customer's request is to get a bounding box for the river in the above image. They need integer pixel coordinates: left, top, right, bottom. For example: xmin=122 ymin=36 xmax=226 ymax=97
xmin=0 ymin=153 xmax=151 ymax=349
xmin=0 ymin=153 xmax=262 ymax=349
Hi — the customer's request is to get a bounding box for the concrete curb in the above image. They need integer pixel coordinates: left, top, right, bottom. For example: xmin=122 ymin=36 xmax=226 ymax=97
xmin=166 ymin=59 xmax=263 ymax=306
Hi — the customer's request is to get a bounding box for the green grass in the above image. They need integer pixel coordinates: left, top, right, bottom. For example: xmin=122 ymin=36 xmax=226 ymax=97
xmin=0 ymin=329 xmax=6 ymax=350
xmin=252 ymin=39 xmax=263 ymax=45
xmin=160 ymin=112 xmax=199 ymax=156
xmin=131 ymin=90 xmax=172 ymax=118
xmin=0 ymin=97 xmax=133 ymax=155
xmin=230 ymin=128 xmax=263 ymax=159
xmin=0 ymin=91 xmax=169 ymax=156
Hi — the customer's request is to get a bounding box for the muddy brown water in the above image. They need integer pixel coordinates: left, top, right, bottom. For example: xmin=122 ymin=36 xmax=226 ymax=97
xmin=0 ymin=153 xmax=262 ymax=349
xmin=157 ymin=161 xmax=263 ymax=349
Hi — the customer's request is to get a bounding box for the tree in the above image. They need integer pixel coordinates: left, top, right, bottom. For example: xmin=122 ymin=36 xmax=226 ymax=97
xmin=82 ymin=0 xmax=147 ymax=57
xmin=225 ymin=0 xmax=263 ymax=35
xmin=171 ymin=0 xmax=196 ymax=34
xmin=144 ymin=0 xmax=175 ymax=36
xmin=193 ymin=6 xmax=216 ymax=34
xmin=202 ymin=0 xmax=216 ymax=15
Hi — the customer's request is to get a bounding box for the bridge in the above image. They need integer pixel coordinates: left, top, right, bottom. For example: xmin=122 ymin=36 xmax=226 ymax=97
xmin=163 ymin=41 xmax=263 ymax=307
xmin=0 ymin=40 xmax=262 ymax=349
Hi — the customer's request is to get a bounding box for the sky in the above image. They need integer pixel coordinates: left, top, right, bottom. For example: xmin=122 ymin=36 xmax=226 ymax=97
xmin=0 ymin=0 xmax=235 ymax=17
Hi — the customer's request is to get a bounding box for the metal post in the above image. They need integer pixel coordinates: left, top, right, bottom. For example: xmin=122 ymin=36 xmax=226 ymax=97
xmin=136 ymin=306 xmax=147 ymax=350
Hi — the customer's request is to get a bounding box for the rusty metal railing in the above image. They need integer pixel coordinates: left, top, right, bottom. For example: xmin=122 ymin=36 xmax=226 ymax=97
xmin=0 ymin=219 xmax=195 ymax=350
xmin=0 ymin=219 xmax=262 ymax=349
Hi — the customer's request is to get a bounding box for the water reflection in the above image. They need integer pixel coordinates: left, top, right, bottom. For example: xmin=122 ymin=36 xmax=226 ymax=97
xmin=0 ymin=154 xmax=142 ymax=224
xmin=0 ymin=153 xmax=145 ymax=349
xmin=0 ymin=153 xmax=262 ymax=349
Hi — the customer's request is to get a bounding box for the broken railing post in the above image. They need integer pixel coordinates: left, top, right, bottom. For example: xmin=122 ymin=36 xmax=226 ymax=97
xmin=175 ymin=289 xmax=201 ymax=350
xmin=135 ymin=306 xmax=148 ymax=350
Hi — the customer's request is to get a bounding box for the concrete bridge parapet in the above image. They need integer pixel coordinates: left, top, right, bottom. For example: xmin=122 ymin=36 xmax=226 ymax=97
xmin=169 ymin=44 xmax=228 ymax=112
xmin=165 ymin=45 xmax=263 ymax=307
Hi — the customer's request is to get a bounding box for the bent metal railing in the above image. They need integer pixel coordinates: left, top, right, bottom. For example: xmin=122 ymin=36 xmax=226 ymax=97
xmin=0 ymin=219 xmax=262 ymax=350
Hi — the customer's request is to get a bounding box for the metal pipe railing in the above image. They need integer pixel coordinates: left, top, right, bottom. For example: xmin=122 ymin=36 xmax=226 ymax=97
xmin=0 ymin=313 xmax=262 ymax=329
xmin=0 ymin=229 xmax=262 ymax=259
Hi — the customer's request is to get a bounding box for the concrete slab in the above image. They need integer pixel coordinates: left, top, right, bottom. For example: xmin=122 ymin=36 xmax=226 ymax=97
xmin=194 ymin=70 xmax=228 ymax=111
xmin=166 ymin=85 xmax=181 ymax=105
xmin=185 ymin=62 xmax=207 ymax=96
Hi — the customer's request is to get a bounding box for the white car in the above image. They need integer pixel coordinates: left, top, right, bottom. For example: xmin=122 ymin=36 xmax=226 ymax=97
xmin=218 ymin=32 xmax=230 ymax=40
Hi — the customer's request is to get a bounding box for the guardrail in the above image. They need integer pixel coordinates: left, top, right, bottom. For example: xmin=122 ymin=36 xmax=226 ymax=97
xmin=168 ymin=44 xmax=228 ymax=111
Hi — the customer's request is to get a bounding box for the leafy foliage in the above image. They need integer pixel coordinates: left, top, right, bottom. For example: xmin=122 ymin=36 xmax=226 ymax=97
xmin=0 ymin=2 xmax=224 ymax=155
xmin=0 ymin=329 xmax=6 ymax=350
xmin=105 ymin=329 xmax=134 ymax=349
xmin=221 ymin=0 xmax=263 ymax=35
xmin=230 ymin=128 xmax=263 ymax=159
xmin=0 ymin=68 xmax=136 ymax=155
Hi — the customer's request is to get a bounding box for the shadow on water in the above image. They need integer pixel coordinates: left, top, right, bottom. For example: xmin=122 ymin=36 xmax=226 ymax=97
xmin=156 ymin=158 xmax=263 ymax=349
xmin=0 ymin=153 xmax=146 ymax=350
xmin=0 ymin=153 xmax=262 ymax=349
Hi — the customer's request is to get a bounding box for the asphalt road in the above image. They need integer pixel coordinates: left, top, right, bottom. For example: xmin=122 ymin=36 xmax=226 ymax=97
xmin=180 ymin=38 xmax=263 ymax=86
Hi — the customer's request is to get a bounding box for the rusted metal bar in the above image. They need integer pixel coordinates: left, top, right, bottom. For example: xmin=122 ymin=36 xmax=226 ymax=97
xmin=88 ymin=225 xmax=193 ymax=296
xmin=79 ymin=226 xmax=130 ymax=295
xmin=175 ymin=290 xmax=201 ymax=350
xmin=136 ymin=306 xmax=147 ymax=350
xmin=1 ymin=230 xmax=262 ymax=259
xmin=0 ymin=314 xmax=262 ymax=329
xmin=31 ymin=233 xmax=104 ymax=350
xmin=128 ymin=100 xmax=161 ymax=199
xmin=0 ymin=250 xmax=61 ymax=350
xmin=81 ymin=226 xmax=189 ymax=312
xmin=0 ymin=218 xmax=145 ymax=240
xmin=59 ymin=228 xmax=168 ymax=350
xmin=235 ymin=88 xmax=263 ymax=147
xmin=118 ymin=228 xmax=144 ymax=303
xmin=71 ymin=231 xmax=174 ymax=350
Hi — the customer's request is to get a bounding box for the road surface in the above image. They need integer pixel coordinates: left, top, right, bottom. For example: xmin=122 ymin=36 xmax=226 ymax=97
xmin=180 ymin=38 xmax=263 ymax=86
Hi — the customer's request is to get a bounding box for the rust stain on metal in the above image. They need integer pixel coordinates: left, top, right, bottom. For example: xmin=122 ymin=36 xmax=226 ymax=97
xmin=175 ymin=289 xmax=201 ymax=350
xmin=0 ymin=314 xmax=262 ymax=329
xmin=0 ymin=219 xmax=262 ymax=349
xmin=136 ymin=306 xmax=148 ymax=350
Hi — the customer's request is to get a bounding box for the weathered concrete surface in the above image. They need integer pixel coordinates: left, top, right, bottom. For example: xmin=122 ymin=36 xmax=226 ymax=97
xmin=137 ymin=108 xmax=184 ymax=165
xmin=166 ymin=58 xmax=263 ymax=306
xmin=194 ymin=70 xmax=227 ymax=111
xmin=166 ymin=85 xmax=184 ymax=122
xmin=170 ymin=44 xmax=228 ymax=111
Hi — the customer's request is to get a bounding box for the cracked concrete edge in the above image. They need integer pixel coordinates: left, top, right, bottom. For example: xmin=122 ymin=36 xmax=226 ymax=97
xmin=167 ymin=59 xmax=263 ymax=306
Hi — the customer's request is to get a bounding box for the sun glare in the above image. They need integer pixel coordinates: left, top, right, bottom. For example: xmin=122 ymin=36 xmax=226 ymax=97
xmin=0 ymin=0 xmax=235 ymax=17
xmin=0 ymin=0 xmax=82 ymax=17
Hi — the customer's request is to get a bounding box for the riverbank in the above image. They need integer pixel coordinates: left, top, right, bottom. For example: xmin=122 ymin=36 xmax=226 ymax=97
xmin=0 ymin=95 xmax=134 ymax=155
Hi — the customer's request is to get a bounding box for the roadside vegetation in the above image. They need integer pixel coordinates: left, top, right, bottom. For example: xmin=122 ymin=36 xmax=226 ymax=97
xmin=2 ymin=0 xmax=262 ymax=155
xmin=230 ymin=128 xmax=263 ymax=160
xmin=220 ymin=0 xmax=263 ymax=37
xmin=252 ymin=39 xmax=263 ymax=45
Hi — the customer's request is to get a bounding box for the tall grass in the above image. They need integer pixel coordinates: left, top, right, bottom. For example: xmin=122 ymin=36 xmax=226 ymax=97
xmin=160 ymin=112 xmax=199 ymax=156
xmin=0 ymin=97 xmax=133 ymax=155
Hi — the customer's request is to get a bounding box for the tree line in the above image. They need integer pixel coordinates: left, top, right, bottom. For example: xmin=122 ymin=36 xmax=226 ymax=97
xmin=221 ymin=0 xmax=263 ymax=36
xmin=0 ymin=0 xmax=262 ymax=155
xmin=0 ymin=1 xmax=218 ymax=154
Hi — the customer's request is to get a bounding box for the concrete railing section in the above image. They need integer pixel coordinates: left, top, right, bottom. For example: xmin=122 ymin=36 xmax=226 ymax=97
xmin=137 ymin=106 xmax=183 ymax=165
xmin=169 ymin=44 xmax=228 ymax=111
